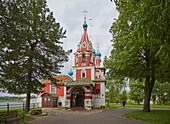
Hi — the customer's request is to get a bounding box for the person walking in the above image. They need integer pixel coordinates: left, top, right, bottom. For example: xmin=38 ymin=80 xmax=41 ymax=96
xmin=123 ymin=100 xmax=126 ymax=109
xmin=121 ymin=100 xmax=123 ymax=107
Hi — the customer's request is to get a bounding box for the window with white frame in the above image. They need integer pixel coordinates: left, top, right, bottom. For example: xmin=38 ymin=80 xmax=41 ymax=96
xmin=76 ymin=55 xmax=78 ymax=63
xmin=51 ymin=85 xmax=56 ymax=94
xmin=90 ymin=54 xmax=93 ymax=63
xmin=82 ymin=53 xmax=86 ymax=62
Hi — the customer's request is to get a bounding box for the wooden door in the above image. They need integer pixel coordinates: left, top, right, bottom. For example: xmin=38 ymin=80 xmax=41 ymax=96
xmin=42 ymin=96 xmax=51 ymax=107
xmin=71 ymin=88 xmax=85 ymax=108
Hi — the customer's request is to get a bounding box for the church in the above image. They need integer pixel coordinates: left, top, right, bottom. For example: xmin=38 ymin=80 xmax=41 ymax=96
xmin=37 ymin=12 xmax=106 ymax=110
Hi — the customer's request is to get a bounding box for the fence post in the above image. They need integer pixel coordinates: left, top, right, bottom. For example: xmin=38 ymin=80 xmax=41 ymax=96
xmin=7 ymin=103 xmax=9 ymax=113
xmin=23 ymin=102 xmax=25 ymax=111
xmin=33 ymin=103 xmax=35 ymax=109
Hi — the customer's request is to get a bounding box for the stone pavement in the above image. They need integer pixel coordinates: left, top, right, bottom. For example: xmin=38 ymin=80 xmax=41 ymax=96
xmin=29 ymin=107 xmax=159 ymax=124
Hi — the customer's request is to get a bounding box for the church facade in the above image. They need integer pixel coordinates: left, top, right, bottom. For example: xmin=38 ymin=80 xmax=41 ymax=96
xmin=37 ymin=14 xmax=106 ymax=110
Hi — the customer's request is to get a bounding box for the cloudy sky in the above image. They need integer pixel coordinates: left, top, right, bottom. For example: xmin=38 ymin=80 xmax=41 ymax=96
xmin=46 ymin=0 xmax=119 ymax=75
xmin=0 ymin=0 xmax=119 ymax=96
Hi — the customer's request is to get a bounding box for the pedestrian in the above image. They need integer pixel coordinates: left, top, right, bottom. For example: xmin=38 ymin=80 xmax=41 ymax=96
xmin=123 ymin=100 xmax=126 ymax=109
xmin=121 ymin=100 xmax=123 ymax=107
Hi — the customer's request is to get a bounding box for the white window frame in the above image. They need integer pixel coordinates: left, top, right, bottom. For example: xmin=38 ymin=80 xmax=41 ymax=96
xmin=81 ymin=69 xmax=86 ymax=78
xmin=50 ymin=85 xmax=56 ymax=94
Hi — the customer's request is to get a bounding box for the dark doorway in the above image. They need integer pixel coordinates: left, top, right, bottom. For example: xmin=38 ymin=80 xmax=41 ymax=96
xmin=71 ymin=88 xmax=85 ymax=108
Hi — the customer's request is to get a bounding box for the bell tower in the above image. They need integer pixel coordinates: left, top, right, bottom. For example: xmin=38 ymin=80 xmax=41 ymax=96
xmin=73 ymin=11 xmax=95 ymax=80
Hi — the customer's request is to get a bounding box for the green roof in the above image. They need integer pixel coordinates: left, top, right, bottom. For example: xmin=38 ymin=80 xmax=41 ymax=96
xmin=65 ymin=78 xmax=95 ymax=86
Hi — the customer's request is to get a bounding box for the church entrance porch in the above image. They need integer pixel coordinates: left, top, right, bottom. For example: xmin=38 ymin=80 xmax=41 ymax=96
xmin=71 ymin=88 xmax=85 ymax=108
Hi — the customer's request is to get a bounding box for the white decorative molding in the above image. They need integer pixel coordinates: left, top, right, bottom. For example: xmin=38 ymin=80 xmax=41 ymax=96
xmin=81 ymin=69 xmax=86 ymax=78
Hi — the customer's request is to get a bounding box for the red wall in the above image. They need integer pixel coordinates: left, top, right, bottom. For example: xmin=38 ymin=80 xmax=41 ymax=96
xmin=40 ymin=83 xmax=65 ymax=97
xmin=76 ymin=69 xmax=82 ymax=80
xmin=94 ymin=83 xmax=101 ymax=95
xmin=44 ymin=83 xmax=51 ymax=93
xmin=56 ymin=86 xmax=64 ymax=97
xmin=85 ymin=69 xmax=91 ymax=79
xmin=85 ymin=55 xmax=89 ymax=66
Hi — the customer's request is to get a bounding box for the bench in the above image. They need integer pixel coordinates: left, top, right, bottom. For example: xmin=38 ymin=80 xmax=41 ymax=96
xmin=0 ymin=110 xmax=24 ymax=124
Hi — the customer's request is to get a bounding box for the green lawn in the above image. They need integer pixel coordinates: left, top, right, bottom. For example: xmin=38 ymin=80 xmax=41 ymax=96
xmin=106 ymin=103 xmax=170 ymax=109
xmin=122 ymin=110 xmax=170 ymax=124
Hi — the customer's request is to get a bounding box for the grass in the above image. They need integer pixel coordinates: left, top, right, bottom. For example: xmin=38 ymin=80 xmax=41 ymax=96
xmin=106 ymin=103 xmax=121 ymax=108
xmin=0 ymin=107 xmax=42 ymax=123
xmin=106 ymin=103 xmax=170 ymax=109
xmin=122 ymin=110 xmax=170 ymax=124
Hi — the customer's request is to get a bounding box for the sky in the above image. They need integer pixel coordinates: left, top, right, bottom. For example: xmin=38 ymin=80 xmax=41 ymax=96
xmin=46 ymin=0 xmax=119 ymax=75
xmin=0 ymin=0 xmax=119 ymax=97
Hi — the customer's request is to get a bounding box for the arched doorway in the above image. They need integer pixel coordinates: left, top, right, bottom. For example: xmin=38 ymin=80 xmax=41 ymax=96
xmin=71 ymin=88 xmax=85 ymax=108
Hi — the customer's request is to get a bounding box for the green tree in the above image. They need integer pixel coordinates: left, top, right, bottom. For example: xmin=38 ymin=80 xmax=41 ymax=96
xmin=152 ymin=81 xmax=170 ymax=105
xmin=105 ymin=79 xmax=125 ymax=103
xmin=120 ymin=90 xmax=128 ymax=101
xmin=105 ymin=0 xmax=169 ymax=112
xmin=0 ymin=0 xmax=71 ymax=111
xmin=129 ymin=79 xmax=144 ymax=105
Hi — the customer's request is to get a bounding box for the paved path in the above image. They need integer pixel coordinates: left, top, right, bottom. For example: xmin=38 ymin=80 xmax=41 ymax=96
xmin=29 ymin=108 xmax=158 ymax=124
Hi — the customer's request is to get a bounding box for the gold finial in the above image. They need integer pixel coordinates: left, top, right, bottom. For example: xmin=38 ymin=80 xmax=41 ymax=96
xmin=97 ymin=43 xmax=99 ymax=51
xmin=70 ymin=60 xmax=72 ymax=68
xmin=83 ymin=10 xmax=88 ymax=21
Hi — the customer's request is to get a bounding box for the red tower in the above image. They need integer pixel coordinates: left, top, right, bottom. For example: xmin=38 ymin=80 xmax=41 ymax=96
xmin=73 ymin=14 xmax=95 ymax=80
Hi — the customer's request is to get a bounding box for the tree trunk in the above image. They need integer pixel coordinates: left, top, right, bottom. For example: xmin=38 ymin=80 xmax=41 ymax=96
xmin=137 ymin=101 xmax=140 ymax=105
xmin=143 ymin=77 xmax=151 ymax=112
xmin=25 ymin=66 xmax=32 ymax=112
xmin=143 ymin=50 xmax=155 ymax=112
xmin=25 ymin=92 xmax=31 ymax=112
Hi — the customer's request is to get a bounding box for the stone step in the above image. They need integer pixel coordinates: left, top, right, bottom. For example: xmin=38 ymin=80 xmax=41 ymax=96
xmin=71 ymin=107 xmax=84 ymax=111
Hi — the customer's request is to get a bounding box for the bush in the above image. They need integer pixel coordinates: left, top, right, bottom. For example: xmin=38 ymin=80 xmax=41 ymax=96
xmin=127 ymin=99 xmax=136 ymax=104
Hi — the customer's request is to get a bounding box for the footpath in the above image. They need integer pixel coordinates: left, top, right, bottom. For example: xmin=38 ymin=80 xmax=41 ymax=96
xmin=28 ymin=107 xmax=161 ymax=124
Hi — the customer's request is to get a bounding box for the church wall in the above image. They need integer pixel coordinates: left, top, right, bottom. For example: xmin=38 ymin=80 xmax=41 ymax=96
xmin=65 ymin=86 xmax=93 ymax=110
xmin=44 ymin=83 xmax=50 ymax=93
xmin=56 ymin=84 xmax=64 ymax=97
xmin=78 ymin=55 xmax=81 ymax=66
xmin=37 ymin=95 xmax=42 ymax=107
xmin=85 ymin=69 xmax=91 ymax=79
xmin=94 ymin=83 xmax=101 ymax=95
xmin=76 ymin=69 xmax=82 ymax=79
xmin=93 ymin=82 xmax=106 ymax=108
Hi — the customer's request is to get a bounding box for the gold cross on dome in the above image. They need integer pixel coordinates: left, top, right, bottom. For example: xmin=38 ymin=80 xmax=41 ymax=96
xmin=83 ymin=10 xmax=88 ymax=21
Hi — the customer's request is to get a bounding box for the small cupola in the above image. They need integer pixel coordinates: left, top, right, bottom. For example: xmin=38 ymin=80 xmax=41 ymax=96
xmin=68 ymin=68 xmax=73 ymax=77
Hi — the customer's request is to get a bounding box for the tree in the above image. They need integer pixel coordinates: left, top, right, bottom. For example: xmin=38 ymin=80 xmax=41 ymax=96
xmin=129 ymin=79 xmax=144 ymax=105
xmin=105 ymin=0 xmax=169 ymax=112
xmin=105 ymin=78 xmax=126 ymax=103
xmin=152 ymin=81 xmax=170 ymax=105
xmin=0 ymin=0 xmax=71 ymax=111
xmin=120 ymin=90 xmax=128 ymax=101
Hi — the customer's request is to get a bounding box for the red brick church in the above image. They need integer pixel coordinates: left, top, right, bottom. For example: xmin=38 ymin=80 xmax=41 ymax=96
xmin=37 ymin=12 xmax=106 ymax=110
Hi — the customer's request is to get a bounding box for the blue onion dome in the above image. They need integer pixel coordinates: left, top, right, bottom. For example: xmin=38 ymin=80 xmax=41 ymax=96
xmin=68 ymin=68 xmax=73 ymax=77
xmin=100 ymin=58 xmax=102 ymax=62
xmin=95 ymin=50 xmax=101 ymax=57
xmin=83 ymin=21 xmax=88 ymax=28
xmin=93 ymin=48 xmax=95 ymax=53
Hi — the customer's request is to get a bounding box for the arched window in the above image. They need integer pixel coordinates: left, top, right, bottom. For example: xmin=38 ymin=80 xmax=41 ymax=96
xmin=76 ymin=55 xmax=78 ymax=63
xmin=82 ymin=53 xmax=86 ymax=62
xmin=82 ymin=72 xmax=85 ymax=77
